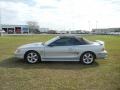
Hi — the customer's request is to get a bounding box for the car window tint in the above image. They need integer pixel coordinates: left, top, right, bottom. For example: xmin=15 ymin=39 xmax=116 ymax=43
xmin=78 ymin=38 xmax=88 ymax=45
xmin=49 ymin=37 xmax=87 ymax=46
xmin=53 ymin=38 xmax=70 ymax=46
xmin=68 ymin=38 xmax=88 ymax=45
xmin=69 ymin=38 xmax=81 ymax=45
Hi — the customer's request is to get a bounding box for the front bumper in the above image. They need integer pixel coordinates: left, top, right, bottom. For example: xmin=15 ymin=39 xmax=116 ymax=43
xmin=14 ymin=50 xmax=24 ymax=59
xmin=14 ymin=53 xmax=24 ymax=59
xmin=96 ymin=50 xmax=107 ymax=59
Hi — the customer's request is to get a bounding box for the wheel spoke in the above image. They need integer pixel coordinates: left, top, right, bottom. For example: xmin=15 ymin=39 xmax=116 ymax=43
xmin=85 ymin=59 xmax=88 ymax=62
xmin=87 ymin=59 xmax=90 ymax=63
xmin=32 ymin=59 xmax=35 ymax=61
xmin=33 ymin=58 xmax=37 ymax=61
xmin=27 ymin=56 xmax=32 ymax=59
xmin=87 ymin=53 xmax=92 ymax=57
xmin=89 ymin=57 xmax=93 ymax=60
xmin=84 ymin=55 xmax=88 ymax=58
xmin=33 ymin=54 xmax=37 ymax=58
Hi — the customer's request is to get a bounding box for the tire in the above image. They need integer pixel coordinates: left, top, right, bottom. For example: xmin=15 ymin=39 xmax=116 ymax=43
xmin=24 ymin=51 xmax=40 ymax=64
xmin=80 ymin=52 xmax=95 ymax=65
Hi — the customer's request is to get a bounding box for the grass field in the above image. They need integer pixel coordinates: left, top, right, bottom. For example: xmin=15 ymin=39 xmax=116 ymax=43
xmin=0 ymin=35 xmax=120 ymax=90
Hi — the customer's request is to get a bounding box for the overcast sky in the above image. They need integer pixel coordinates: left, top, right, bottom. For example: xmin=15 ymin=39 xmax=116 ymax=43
xmin=0 ymin=0 xmax=120 ymax=31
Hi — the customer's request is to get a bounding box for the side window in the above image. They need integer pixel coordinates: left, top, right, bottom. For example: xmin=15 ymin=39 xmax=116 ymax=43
xmin=49 ymin=38 xmax=70 ymax=46
xmin=78 ymin=38 xmax=88 ymax=45
xmin=68 ymin=38 xmax=81 ymax=45
xmin=48 ymin=37 xmax=87 ymax=46
xmin=68 ymin=38 xmax=87 ymax=45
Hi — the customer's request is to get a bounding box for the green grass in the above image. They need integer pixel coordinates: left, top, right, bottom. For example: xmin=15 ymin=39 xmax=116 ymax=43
xmin=0 ymin=35 xmax=120 ymax=90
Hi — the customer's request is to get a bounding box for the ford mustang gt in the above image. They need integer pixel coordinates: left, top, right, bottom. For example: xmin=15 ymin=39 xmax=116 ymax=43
xmin=15 ymin=36 xmax=107 ymax=65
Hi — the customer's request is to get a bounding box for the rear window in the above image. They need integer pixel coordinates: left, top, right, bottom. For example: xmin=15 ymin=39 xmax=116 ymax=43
xmin=77 ymin=38 xmax=92 ymax=45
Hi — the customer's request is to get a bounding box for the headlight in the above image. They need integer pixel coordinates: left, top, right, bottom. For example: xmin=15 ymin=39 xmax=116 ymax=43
xmin=15 ymin=48 xmax=22 ymax=53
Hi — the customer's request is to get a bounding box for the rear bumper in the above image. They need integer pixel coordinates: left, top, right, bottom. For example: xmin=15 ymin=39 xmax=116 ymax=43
xmin=96 ymin=50 xmax=107 ymax=59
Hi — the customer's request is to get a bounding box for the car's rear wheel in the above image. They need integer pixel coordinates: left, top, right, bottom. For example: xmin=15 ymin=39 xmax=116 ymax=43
xmin=80 ymin=52 xmax=95 ymax=65
xmin=24 ymin=51 xmax=40 ymax=64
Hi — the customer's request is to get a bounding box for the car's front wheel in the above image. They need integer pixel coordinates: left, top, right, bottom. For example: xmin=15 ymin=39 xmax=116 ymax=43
xmin=24 ymin=51 xmax=40 ymax=64
xmin=80 ymin=52 xmax=95 ymax=65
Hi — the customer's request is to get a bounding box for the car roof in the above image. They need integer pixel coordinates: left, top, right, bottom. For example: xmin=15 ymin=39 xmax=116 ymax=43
xmin=58 ymin=35 xmax=82 ymax=39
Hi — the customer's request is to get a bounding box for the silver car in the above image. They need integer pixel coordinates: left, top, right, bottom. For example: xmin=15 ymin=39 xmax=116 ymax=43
xmin=15 ymin=36 xmax=107 ymax=65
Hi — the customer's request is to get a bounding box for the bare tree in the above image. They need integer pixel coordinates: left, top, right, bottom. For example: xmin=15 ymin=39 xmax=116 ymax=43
xmin=27 ymin=21 xmax=40 ymax=34
xmin=47 ymin=30 xmax=57 ymax=34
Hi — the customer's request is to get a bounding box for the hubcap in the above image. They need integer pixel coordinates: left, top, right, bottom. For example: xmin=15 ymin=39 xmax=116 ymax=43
xmin=83 ymin=53 xmax=94 ymax=64
xmin=27 ymin=52 xmax=38 ymax=63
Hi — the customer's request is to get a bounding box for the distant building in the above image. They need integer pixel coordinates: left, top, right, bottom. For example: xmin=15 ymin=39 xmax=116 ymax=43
xmin=92 ymin=28 xmax=120 ymax=34
xmin=56 ymin=31 xmax=68 ymax=34
xmin=56 ymin=30 xmax=90 ymax=34
xmin=39 ymin=28 xmax=49 ymax=33
xmin=1 ymin=24 xmax=29 ymax=34
xmin=47 ymin=30 xmax=57 ymax=34
xmin=69 ymin=30 xmax=90 ymax=34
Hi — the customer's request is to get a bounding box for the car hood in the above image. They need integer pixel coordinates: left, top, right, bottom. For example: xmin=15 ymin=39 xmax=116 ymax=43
xmin=18 ymin=42 xmax=44 ymax=49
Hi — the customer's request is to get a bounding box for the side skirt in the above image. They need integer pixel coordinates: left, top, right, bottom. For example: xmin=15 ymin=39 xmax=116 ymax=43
xmin=41 ymin=57 xmax=80 ymax=61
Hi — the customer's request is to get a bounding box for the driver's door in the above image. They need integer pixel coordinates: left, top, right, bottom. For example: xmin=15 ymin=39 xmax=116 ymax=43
xmin=43 ymin=38 xmax=78 ymax=61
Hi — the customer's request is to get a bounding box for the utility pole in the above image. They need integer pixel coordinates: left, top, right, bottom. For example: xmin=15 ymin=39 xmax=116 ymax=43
xmin=88 ymin=21 xmax=91 ymax=31
xmin=0 ymin=8 xmax=2 ymax=36
xmin=96 ymin=20 xmax=98 ymax=29
xmin=0 ymin=8 xmax=1 ymax=30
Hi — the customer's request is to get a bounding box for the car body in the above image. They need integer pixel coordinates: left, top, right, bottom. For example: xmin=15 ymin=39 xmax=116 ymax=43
xmin=15 ymin=35 xmax=107 ymax=64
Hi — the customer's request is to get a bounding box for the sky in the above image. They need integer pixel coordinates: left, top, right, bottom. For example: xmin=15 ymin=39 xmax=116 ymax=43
xmin=0 ymin=0 xmax=120 ymax=31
